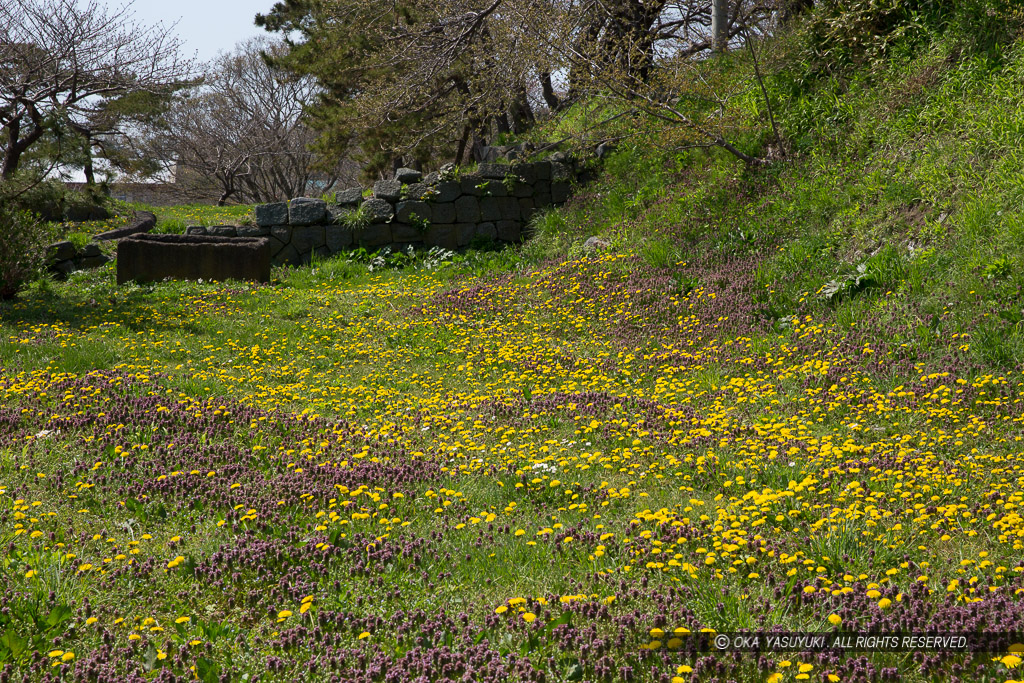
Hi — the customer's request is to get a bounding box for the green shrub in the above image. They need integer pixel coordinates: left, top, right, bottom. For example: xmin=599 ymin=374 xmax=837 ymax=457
xmin=336 ymin=203 xmax=371 ymax=230
xmin=14 ymin=179 xmax=110 ymax=222
xmin=66 ymin=231 xmax=91 ymax=250
xmin=0 ymin=204 xmax=54 ymax=300
xmin=14 ymin=180 xmax=68 ymax=222
xmin=801 ymin=0 xmax=933 ymax=74
xmin=407 ymin=212 xmax=430 ymax=233
xmin=801 ymin=0 xmax=1024 ymax=79
xmin=153 ymin=218 xmax=188 ymax=235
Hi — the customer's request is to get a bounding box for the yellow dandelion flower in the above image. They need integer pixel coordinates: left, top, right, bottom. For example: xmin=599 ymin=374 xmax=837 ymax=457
xmin=1002 ymin=654 xmax=1022 ymax=668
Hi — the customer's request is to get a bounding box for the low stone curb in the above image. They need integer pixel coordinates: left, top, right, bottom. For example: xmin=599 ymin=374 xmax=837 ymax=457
xmin=93 ymin=210 xmax=156 ymax=241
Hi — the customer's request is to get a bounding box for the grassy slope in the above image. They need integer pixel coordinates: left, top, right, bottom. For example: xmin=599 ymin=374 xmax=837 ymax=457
xmin=49 ymin=205 xmax=253 ymax=246
xmin=130 ymin=204 xmax=256 ymax=234
xmin=536 ymin=25 xmax=1024 ymax=375
xmin=2 ymin=11 xmax=1024 ymax=683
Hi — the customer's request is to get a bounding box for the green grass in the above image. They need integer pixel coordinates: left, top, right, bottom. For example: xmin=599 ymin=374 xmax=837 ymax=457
xmin=2 ymin=8 xmax=1024 ymax=682
xmin=129 ymin=203 xmax=255 ymax=233
xmin=526 ymin=27 xmax=1024 ymax=374
xmin=41 ymin=202 xmax=255 ymax=241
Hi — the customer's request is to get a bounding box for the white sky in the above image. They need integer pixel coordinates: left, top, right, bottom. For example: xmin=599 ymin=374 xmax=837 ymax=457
xmin=111 ymin=0 xmax=275 ymax=63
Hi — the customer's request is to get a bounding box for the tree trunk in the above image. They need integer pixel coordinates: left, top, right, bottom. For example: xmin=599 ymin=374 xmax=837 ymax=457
xmin=712 ymin=0 xmax=730 ymax=53
xmin=83 ymin=157 xmax=96 ymax=186
xmin=606 ymin=0 xmax=663 ymax=81
xmin=470 ymin=134 xmax=489 ymax=163
xmin=217 ymin=180 xmax=235 ymax=206
xmin=2 ymin=117 xmax=45 ymax=180
xmin=1 ymin=120 xmax=21 ymax=179
xmin=455 ymin=124 xmax=471 ymax=166
xmin=470 ymin=115 xmax=491 ymax=163
xmin=509 ymin=87 xmax=535 ymax=134
xmin=495 ymin=112 xmax=511 ymax=136
xmin=539 ymin=72 xmax=561 ymax=112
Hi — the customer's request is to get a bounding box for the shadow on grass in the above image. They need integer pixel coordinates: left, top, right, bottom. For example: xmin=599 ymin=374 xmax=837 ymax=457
xmin=0 ymin=267 xmax=280 ymax=375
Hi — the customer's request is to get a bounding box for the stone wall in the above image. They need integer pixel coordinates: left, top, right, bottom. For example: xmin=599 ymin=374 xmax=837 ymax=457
xmin=45 ymin=241 xmax=112 ymax=278
xmin=44 ymin=211 xmax=155 ymax=279
xmin=184 ymin=159 xmax=575 ymax=267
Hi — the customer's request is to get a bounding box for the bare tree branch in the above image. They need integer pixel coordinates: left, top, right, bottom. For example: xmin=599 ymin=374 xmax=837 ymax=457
xmin=145 ymin=38 xmax=356 ymax=204
xmin=0 ymin=0 xmax=197 ymax=179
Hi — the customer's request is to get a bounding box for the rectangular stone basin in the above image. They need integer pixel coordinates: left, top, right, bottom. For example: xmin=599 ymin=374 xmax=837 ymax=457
xmin=117 ymin=234 xmax=270 ymax=284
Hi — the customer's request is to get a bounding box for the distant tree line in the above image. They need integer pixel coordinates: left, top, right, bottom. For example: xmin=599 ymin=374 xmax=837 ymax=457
xmin=0 ymin=0 xmax=353 ymax=205
xmin=2 ymin=0 xmax=826 ymax=204
xmin=254 ymin=0 xmax=799 ymax=177
xmin=0 ymin=0 xmax=195 ymax=184
xmin=144 ymin=38 xmax=356 ymax=205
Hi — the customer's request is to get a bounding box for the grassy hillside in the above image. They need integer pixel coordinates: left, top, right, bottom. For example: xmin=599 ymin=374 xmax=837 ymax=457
xmin=2 ymin=5 xmax=1024 ymax=683
xmin=534 ymin=4 xmax=1024 ymax=376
